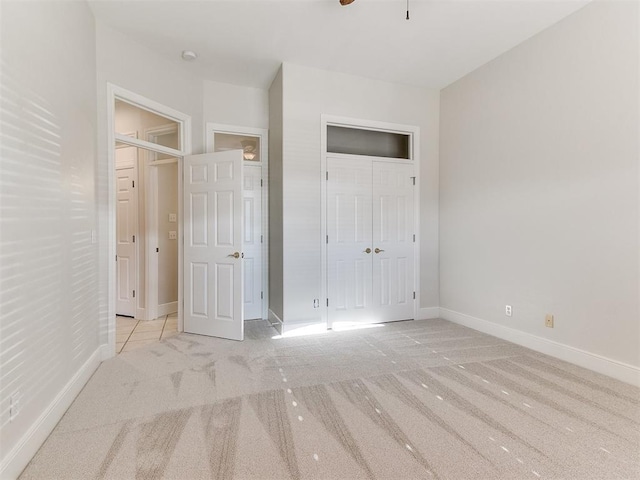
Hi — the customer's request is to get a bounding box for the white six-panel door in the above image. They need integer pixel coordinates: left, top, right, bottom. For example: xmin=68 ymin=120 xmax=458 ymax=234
xmin=327 ymin=158 xmax=414 ymax=327
xmin=372 ymin=161 xmax=414 ymax=322
xmin=327 ymin=158 xmax=374 ymax=326
xmin=183 ymin=151 xmax=244 ymax=340
xmin=242 ymin=165 xmax=263 ymax=320
xmin=115 ymin=160 xmax=137 ymax=317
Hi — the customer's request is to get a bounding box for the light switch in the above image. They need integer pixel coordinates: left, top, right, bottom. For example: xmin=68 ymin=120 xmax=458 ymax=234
xmin=169 ymin=231 xmax=177 ymax=240
xmin=169 ymin=213 xmax=177 ymax=223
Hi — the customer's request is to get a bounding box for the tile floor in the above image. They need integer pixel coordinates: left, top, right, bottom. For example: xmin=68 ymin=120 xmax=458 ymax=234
xmin=115 ymin=313 xmax=178 ymax=353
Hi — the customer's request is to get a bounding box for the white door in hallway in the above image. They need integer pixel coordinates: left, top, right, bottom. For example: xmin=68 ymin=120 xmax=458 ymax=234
xmin=184 ymin=151 xmax=244 ymax=340
xmin=242 ymin=165 xmax=263 ymax=320
xmin=115 ymin=159 xmax=137 ymax=317
xmin=326 ymin=158 xmax=414 ymax=327
xmin=371 ymin=161 xmax=414 ymax=322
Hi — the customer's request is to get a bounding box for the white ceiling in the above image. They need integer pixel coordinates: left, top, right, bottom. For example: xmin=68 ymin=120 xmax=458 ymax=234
xmin=88 ymin=0 xmax=590 ymax=90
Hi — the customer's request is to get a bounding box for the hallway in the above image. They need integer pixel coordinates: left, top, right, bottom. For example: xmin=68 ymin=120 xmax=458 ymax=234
xmin=116 ymin=314 xmax=178 ymax=353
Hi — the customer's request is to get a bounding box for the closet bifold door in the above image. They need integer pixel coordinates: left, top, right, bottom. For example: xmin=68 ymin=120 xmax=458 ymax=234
xmin=371 ymin=161 xmax=414 ymax=322
xmin=326 ymin=157 xmax=374 ymax=328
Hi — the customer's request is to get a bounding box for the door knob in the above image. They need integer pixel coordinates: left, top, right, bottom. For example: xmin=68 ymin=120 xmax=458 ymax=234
xmin=228 ymin=251 xmax=240 ymax=259
xmin=374 ymin=248 xmax=385 ymax=254
xmin=364 ymin=248 xmax=372 ymax=254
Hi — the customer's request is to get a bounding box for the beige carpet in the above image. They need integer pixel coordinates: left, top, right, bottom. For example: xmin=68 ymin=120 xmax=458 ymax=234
xmin=19 ymin=318 xmax=640 ymax=479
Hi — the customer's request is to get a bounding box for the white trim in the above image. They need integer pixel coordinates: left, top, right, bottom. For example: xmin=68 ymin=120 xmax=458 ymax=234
xmin=100 ymin=343 xmax=113 ymax=361
xmin=205 ymin=123 xmax=270 ymax=320
xmin=106 ymin=83 xmax=192 ymax=354
xmin=149 ymin=158 xmax=179 ymax=166
xmin=115 ymin=133 xmax=183 ymax=158
xmin=144 ymin=123 xmax=180 ymax=322
xmin=321 ymin=115 xmax=421 ymax=328
xmin=323 ymin=114 xmax=420 ymax=138
xmin=177 ymin=158 xmax=184 ymax=333
xmin=418 ymin=307 xmax=440 ymax=320
xmin=439 ymin=308 xmax=640 ymax=387
xmin=145 ymin=159 xmax=159 ymax=321
xmin=0 ymin=348 xmax=102 ymax=480
xmin=158 ymin=301 xmax=178 ymax=317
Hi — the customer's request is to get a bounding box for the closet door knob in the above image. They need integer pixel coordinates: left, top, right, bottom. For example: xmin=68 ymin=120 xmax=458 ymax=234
xmin=374 ymin=248 xmax=385 ymax=254
xmin=364 ymin=248 xmax=372 ymax=254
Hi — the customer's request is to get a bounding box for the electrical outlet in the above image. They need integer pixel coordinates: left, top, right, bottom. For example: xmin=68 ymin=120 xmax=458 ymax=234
xmin=545 ymin=314 xmax=554 ymax=328
xmin=505 ymin=305 xmax=512 ymax=317
xmin=168 ymin=213 xmax=177 ymax=223
xmin=313 ymin=299 xmax=319 ymax=308
xmin=168 ymin=231 xmax=177 ymax=240
xmin=10 ymin=392 xmax=20 ymax=422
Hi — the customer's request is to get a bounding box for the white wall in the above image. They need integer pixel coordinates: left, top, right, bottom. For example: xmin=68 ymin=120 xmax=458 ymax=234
xmin=278 ymin=63 xmax=440 ymax=328
xmin=157 ymin=163 xmax=179 ymax=306
xmin=440 ymin=1 xmax=639 ymax=376
xmin=0 ymin=1 xmax=100 ymax=478
xmin=203 ymin=79 xmax=269 ymax=131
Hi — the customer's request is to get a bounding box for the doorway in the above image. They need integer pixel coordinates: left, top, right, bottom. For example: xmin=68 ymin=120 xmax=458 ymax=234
xmin=114 ymin=102 xmax=181 ymax=322
xmin=107 ymin=84 xmax=192 ymax=356
xmin=206 ymin=123 xmax=269 ymax=322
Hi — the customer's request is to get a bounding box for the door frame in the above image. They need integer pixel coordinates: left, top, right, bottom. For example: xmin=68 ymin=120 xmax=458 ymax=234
xmin=205 ymin=123 xmax=269 ymax=320
xmin=144 ymin=123 xmax=180 ymax=321
xmin=320 ymin=115 xmax=420 ymax=329
xmin=106 ymin=83 xmax=192 ymax=357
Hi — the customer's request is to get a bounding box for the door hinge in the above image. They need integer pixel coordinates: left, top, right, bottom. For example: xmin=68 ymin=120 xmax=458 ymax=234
xmin=261 ymin=235 xmax=263 ymax=244
xmin=326 ymin=298 xmax=329 ymax=307
xmin=132 ymin=180 xmax=135 ymax=188
xmin=156 ymin=247 xmax=159 ymax=253
xmin=115 ymin=255 xmax=118 ymax=262
xmin=411 ymin=177 xmax=416 ymax=186
xmin=326 ymin=235 xmax=328 ymax=244
xmin=413 ymin=291 xmax=416 ymax=300
xmin=260 ymin=179 xmax=263 ymax=187
xmin=132 ymin=235 xmax=135 ymax=243
xmin=413 ymin=234 xmax=416 ymax=243
xmin=261 ymin=291 xmax=263 ymax=299
xmin=326 ymin=171 xmax=328 ymax=181
xmin=133 ymin=290 xmax=136 ymax=298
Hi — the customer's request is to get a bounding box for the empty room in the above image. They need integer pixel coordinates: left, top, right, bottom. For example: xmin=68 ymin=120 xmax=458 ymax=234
xmin=0 ymin=0 xmax=638 ymax=479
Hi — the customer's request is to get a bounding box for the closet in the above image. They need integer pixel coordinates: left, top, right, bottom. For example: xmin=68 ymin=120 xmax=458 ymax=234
xmin=326 ymin=157 xmax=415 ymax=327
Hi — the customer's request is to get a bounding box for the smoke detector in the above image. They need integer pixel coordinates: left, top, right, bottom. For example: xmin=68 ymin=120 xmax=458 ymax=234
xmin=181 ymin=50 xmax=197 ymax=61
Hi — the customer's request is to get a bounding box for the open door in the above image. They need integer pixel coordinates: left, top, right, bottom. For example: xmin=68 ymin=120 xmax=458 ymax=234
xmin=115 ymin=148 xmax=138 ymax=317
xmin=183 ymin=150 xmax=244 ymax=340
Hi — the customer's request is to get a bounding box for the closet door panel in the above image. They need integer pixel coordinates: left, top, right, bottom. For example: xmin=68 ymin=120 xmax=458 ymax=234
xmin=372 ymin=161 xmax=414 ymax=322
xmin=326 ymin=157 xmax=374 ymax=326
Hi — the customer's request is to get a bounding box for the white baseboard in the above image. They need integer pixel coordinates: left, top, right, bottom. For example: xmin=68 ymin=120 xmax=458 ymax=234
xmin=157 ymin=301 xmax=178 ymax=317
xmin=100 ymin=343 xmax=114 ymax=361
xmin=417 ymin=307 xmax=440 ymax=320
xmin=439 ymin=308 xmax=640 ymax=387
xmin=0 ymin=348 xmax=102 ymax=480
